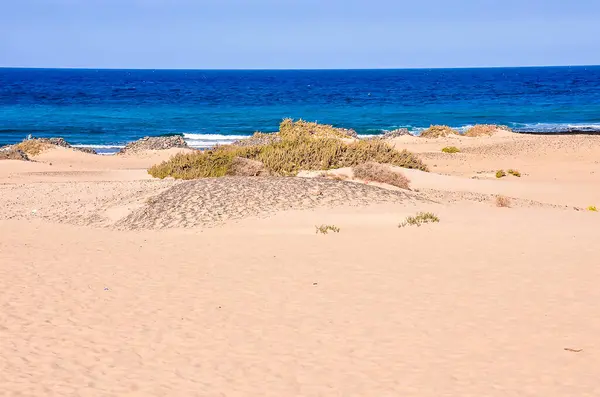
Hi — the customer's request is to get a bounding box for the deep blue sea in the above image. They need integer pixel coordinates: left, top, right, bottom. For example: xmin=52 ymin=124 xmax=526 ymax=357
xmin=2 ymin=67 xmax=600 ymax=153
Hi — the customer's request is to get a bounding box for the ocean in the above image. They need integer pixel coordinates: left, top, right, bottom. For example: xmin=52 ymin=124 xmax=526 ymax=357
xmin=1 ymin=67 xmax=600 ymax=154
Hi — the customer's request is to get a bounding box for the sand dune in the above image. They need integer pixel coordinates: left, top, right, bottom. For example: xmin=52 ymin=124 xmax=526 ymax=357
xmin=1 ymin=138 xmax=600 ymax=396
xmin=117 ymin=177 xmax=419 ymax=230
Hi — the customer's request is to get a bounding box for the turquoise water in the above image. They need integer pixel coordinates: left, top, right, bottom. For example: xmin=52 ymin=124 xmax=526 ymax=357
xmin=2 ymin=67 xmax=600 ymax=153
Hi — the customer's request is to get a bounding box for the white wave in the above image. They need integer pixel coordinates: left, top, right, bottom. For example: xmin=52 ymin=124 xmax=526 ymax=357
xmin=513 ymin=122 xmax=600 ymax=132
xmin=183 ymin=133 xmax=251 ymax=140
xmin=186 ymin=140 xmax=240 ymax=148
xmin=356 ymin=134 xmax=378 ymax=138
xmin=182 ymin=133 xmax=261 ymax=149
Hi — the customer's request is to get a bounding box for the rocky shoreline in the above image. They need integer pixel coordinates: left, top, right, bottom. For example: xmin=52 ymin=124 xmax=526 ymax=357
xmin=117 ymin=135 xmax=190 ymax=155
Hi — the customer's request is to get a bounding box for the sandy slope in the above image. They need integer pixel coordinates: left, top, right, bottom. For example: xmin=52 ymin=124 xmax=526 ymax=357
xmin=1 ymin=136 xmax=600 ymax=396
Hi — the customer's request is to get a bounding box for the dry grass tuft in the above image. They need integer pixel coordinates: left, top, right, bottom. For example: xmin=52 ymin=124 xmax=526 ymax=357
xmin=588 ymin=205 xmax=598 ymax=212
xmin=464 ymin=124 xmax=512 ymax=137
xmin=420 ymin=125 xmax=460 ymax=138
xmin=496 ymin=195 xmax=511 ymax=207
xmin=441 ymin=146 xmax=460 ymax=153
xmin=148 ymin=150 xmax=238 ymax=179
xmin=280 ymin=118 xmax=357 ymax=140
xmin=229 ymin=157 xmax=271 ymax=176
xmin=496 ymin=170 xmax=507 ymax=179
xmin=15 ymin=140 xmax=52 ymax=156
xmin=353 ymin=162 xmax=411 ymax=190
xmin=399 ymin=212 xmax=440 ymax=227
xmin=507 ymin=169 xmax=521 ymax=177
xmin=315 ymin=224 xmax=340 ymax=234
xmin=149 ymin=121 xmax=428 ymax=179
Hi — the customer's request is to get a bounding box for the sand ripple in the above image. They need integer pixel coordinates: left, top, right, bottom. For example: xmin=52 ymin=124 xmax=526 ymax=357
xmin=117 ymin=177 xmax=415 ymax=229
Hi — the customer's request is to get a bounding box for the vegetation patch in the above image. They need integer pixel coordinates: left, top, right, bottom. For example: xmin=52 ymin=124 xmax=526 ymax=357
xmin=464 ymin=124 xmax=512 ymax=137
xmin=441 ymin=146 xmax=460 ymax=153
xmin=149 ymin=120 xmax=428 ymax=179
xmin=232 ymin=131 xmax=281 ymax=147
xmin=229 ymin=157 xmax=271 ymax=176
xmin=496 ymin=195 xmax=511 ymax=208
xmin=353 ymin=162 xmax=410 ymax=190
xmin=507 ymin=169 xmax=521 ymax=177
xmin=399 ymin=212 xmax=440 ymax=227
xmin=316 ymin=224 xmax=340 ymax=234
xmin=280 ymin=118 xmax=358 ymax=140
xmin=588 ymin=206 xmax=598 ymax=212
xmin=496 ymin=170 xmax=507 ymax=179
xmin=15 ymin=140 xmax=53 ymax=156
xmin=420 ymin=125 xmax=459 ymax=138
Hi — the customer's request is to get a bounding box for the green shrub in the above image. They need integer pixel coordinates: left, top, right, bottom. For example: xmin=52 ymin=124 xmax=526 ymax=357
xmin=316 ymin=224 xmax=340 ymax=234
xmin=441 ymin=146 xmax=460 ymax=153
xmin=507 ymin=169 xmax=521 ymax=177
xmin=399 ymin=212 xmax=440 ymax=227
xmin=496 ymin=170 xmax=507 ymax=179
xmin=588 ymin=206 xmax=598 ymax=212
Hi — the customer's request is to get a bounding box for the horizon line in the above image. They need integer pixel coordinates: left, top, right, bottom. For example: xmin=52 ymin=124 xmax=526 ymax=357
xmin=1 ymin=64 xmax=600 ymax=72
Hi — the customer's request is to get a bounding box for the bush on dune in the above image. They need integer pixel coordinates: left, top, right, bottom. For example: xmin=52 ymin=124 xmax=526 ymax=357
xmin=315 ymin=224 xmax=340 ymax=234
xmin=441 ymin=146 xmax=460 ymax=153
xmin=420 ymin=125 xmax=460 ymax=138
xmin=149 ymin=120 xmax=428 ymax=179
xmin=464 ymin=124 xmax=512 ymax=137
xmin=231 ymin=131 xmax=281 ymax=147
xmin=399 ymin=212 xmax=440 ymax=227
xmin=279 ymin=118 xmax=358 ymax=140
xmin=15 ymin=140 xmax=53 ymax=156
xmin=507 ymin=169 xmax=521 ymax=177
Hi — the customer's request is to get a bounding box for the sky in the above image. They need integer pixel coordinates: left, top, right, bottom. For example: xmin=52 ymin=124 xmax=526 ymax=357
xmin=1 ymin=0 xmax=600 ymax=69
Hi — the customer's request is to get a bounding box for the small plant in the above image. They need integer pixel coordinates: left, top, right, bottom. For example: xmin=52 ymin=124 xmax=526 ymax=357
xmin=316 ymin=224 xmax=340 ymax=234
xmin=496 ymin=195 xmax=511 ymax=208
xmin=420 ymin=125 xmax=460 ymax=138
xmin=507 ymin=169 xmax=521 ymax=177
xmin=399 ymin=212 xmax=440 ymax=227
xmin=588 ymin=206 xmax=598 ymax=212
xmin=441 ymin=146 xmax=460 ymax=153
xmin=496 ymin=170 xmax=507 ymax=178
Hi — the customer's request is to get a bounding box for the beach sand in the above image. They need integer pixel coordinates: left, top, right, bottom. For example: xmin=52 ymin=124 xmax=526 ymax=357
xmin=1 ymin=134 xmax=600 ymax=396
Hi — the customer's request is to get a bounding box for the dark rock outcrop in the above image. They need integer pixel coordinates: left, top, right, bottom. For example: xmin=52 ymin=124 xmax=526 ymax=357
xmin=118 ymin=135 xmax=189 ymax=155
xmin=0 ymin=148 xmax=30 ymax=161
xmin=381 ymin=128 xmax=412 ymax=139
xmin=36 ymin=138 xmax=97 ymax=154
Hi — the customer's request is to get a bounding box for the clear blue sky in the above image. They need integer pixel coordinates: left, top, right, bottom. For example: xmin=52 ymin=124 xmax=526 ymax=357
xmin=2 ymin=0 xmax=600 ymax=69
